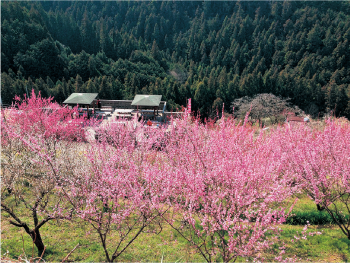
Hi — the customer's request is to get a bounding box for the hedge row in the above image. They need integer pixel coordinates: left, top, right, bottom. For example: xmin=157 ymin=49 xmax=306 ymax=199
xmin=285 ymin=211 xmax=349 ymax=225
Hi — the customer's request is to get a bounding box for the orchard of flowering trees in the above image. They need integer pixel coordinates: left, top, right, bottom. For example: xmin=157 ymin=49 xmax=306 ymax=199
xmin=1 ymin=92 xmax=349 ymax=262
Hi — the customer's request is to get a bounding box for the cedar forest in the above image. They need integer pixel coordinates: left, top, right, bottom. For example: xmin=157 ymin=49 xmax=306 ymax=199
xmin=2 ymin=1 xmax=350 ymax=117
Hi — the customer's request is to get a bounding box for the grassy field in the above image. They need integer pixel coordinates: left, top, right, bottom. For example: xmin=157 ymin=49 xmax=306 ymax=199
xmin=1 ymin=196 xmax=349 ymax=262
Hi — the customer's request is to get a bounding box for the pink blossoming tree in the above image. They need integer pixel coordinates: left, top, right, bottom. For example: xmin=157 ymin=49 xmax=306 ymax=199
xmin=158 ymin=114 xmax=294 ymax=261
xmin=1 ymin=90 xmax=86 ymax=255
xmin=277 ymin=120 xmax=350 ymax=239
xmin=60 ymin=122 xmax=171 ymax=262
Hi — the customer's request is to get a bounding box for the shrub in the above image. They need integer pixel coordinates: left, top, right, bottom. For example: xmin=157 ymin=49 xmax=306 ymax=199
xmin=286 ymin=211 xmax=349 ymax=225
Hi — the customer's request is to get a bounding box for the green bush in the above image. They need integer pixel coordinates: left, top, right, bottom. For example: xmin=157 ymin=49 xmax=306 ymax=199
xmin=285 ymin=211 xmax=349 ymax=225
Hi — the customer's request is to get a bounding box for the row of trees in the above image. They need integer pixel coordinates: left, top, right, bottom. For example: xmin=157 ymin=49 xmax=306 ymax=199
xmin=1 ymin=93 xmax=349 ymax=261
xmin=2 ymin=1 xmax=350 ymax=118
xmin=2 ymin=68 xmax=349 ymax=118
xmin=1 ymin=69 xmax=187 ymax=111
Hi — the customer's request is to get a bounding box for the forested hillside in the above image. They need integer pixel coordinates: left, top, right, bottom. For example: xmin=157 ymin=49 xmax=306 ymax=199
xmin=2 ymin=1 xmax=350 ymax=118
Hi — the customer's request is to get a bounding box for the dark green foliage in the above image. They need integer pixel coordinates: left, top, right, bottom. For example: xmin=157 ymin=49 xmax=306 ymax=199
xmin=1 ymin=1 xmax=350 ymax=118
xmin=286 ymin=211 xmax=350 ymax=225
xmin=13 ymin=39 xmax=66 ymax=81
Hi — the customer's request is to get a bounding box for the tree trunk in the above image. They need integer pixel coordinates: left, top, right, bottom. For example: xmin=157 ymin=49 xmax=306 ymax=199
xmin=316 ymin=203 xmax=325 ymax=211
xmin=29 ymin=229 xmax=45 ymax=257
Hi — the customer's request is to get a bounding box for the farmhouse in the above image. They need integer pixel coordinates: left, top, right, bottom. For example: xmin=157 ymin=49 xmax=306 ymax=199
xmin=63 ymin=93 xmax=183 ymax=124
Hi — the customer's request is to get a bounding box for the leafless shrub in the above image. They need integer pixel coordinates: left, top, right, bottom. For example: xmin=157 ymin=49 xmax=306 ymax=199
xmin=231 ymin=93 xmax=302 ymax=124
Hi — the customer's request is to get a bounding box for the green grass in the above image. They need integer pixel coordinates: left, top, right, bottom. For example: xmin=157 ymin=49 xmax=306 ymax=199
xmin=276 ymin=225 xmax=350 ymax=262
xmin=2 ymin=195 xmax=350 ymax=262
xmin=1 ymin=216 xmax=203 ymax=262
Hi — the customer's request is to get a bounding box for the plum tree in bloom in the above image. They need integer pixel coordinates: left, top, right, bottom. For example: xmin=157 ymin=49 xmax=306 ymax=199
xmin=278 ymin=120 xmax=350 ymax=239
xmin=59 ymin=121 xmax=171 ymax=262
xmin=1 ymin=90 xmax=86 ymax=255
xmin=159 ymin=114 xmax=294 ymax=261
